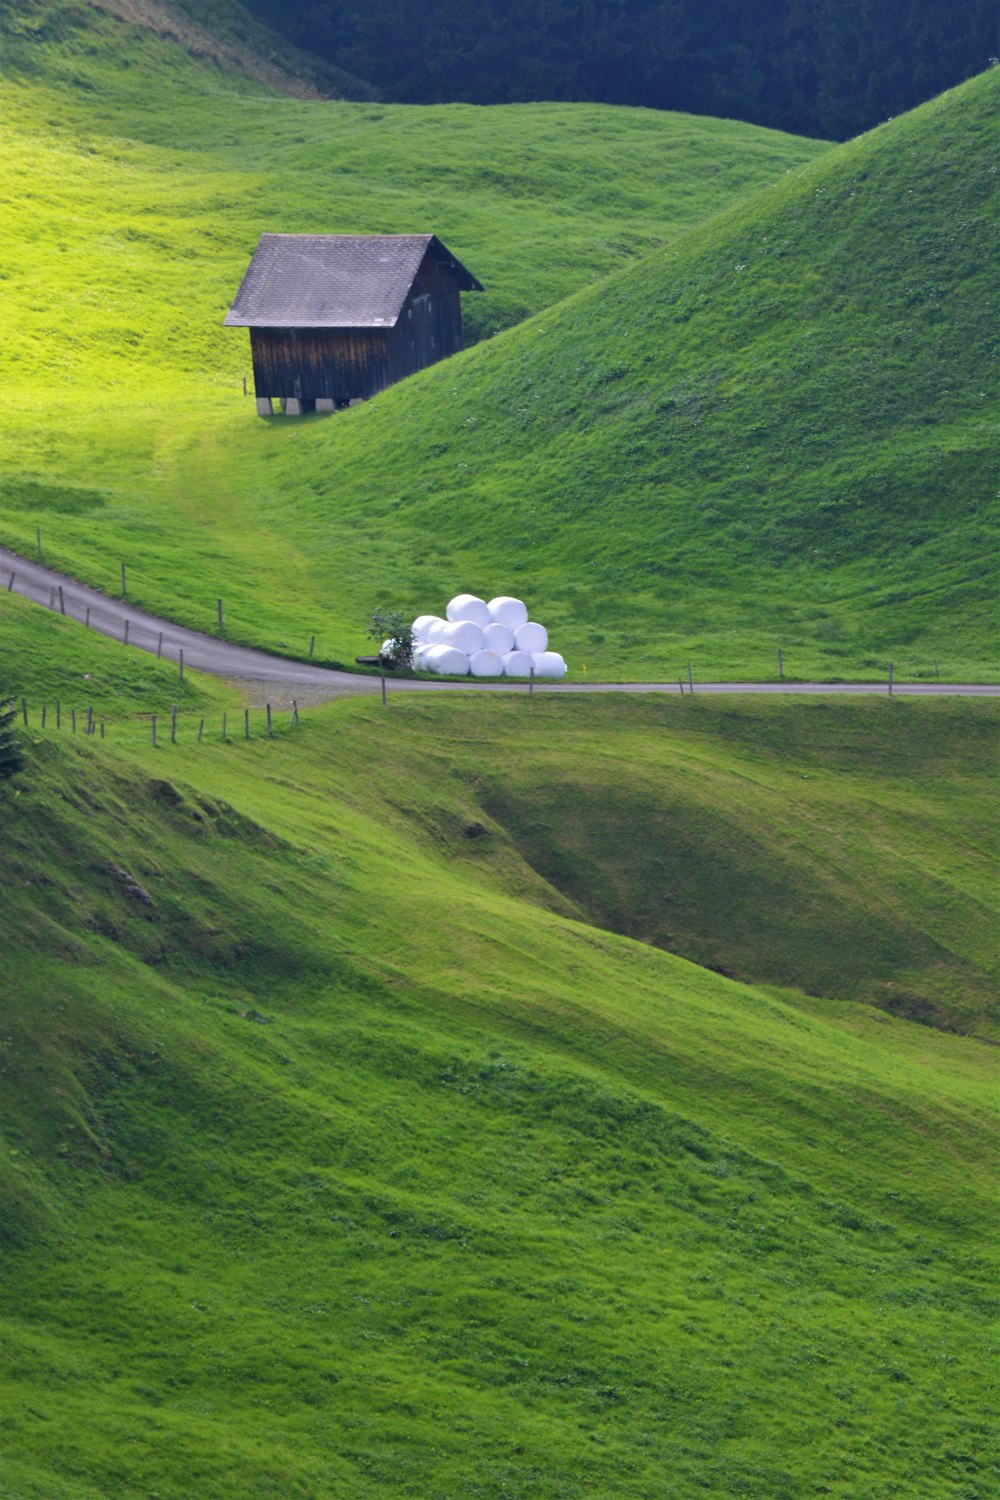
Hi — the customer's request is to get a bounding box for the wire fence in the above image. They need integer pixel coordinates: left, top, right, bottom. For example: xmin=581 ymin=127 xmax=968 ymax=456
xmin=16 ymin=697 xmax=302 ymax=746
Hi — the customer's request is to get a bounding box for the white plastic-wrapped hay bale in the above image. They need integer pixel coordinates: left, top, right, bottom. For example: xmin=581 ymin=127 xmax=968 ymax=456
xmin=423 ymin=644 xmax=470 ymax=676
xmin=501 ymin=649 xmax=534 ymax=677
xmin=412 ymin=642 xmax=435 ymax=670
xmin=488 ymin=596 xmax=529 ymax=631
xmin=424 ymin=618 xmax=452 ymax=643
xmin=412 ymin=614 xmax=443 ymax=642
xmin=531 ymin=650 xmax=567 ymax=678
xmin=469 ymin=648 xmax=504 ymax=678
xmin=482 ymin=621 xmax=515 ymax=655
xmin=446 ymin=593 xmax=492 ymax=627
xmin=440 ymin=619 xmax=486 ymax=655
xmin=514 ymin=621 xmax=548 ymax=653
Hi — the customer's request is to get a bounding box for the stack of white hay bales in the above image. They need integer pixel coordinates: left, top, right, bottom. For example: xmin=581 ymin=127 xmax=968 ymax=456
xmin=409 ymin=595 xmax=567 ymax=678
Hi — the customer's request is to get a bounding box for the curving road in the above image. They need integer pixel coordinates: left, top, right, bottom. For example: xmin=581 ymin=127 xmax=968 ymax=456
xmin=3 ymin=546 xmax=997 ymax=697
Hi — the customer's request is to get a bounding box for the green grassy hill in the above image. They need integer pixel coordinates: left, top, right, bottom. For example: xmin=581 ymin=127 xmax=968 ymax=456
xmin=1 ymin=623 xmax=997 ymax=1496
xmin=2 ymin=14 xmax=997 ymax=1497
xmin=2 ymin=0 xmax=839 ymax=681
xmin=0 ymin=12 xmax=995 ymax=681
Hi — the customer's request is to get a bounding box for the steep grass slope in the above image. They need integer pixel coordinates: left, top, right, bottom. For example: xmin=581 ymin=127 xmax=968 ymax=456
xmin=204 ymin=66 xmax=994 ymax=682
xmin=1 ymin=647 xmax=997 ymax=1497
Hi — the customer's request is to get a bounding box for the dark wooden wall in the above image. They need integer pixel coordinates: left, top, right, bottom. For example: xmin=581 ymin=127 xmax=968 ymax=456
xmin=250 ymin=327 xmax=390 ymax=403
xmin=250 ymin=249 xmax=467 ymax=404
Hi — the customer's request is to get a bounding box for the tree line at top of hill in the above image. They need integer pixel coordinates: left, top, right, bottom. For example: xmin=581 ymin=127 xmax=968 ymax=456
xmin=239 ymin=0 xmax=997 ymax=139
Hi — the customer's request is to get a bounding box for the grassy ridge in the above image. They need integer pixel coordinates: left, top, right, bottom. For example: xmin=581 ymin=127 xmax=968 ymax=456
xmin=2 ymin=669 xmax=997 ymax=1497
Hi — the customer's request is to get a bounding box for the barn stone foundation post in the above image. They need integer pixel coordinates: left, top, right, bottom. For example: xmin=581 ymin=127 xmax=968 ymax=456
xmin=284 ymin=397 xmax=303 ymax=415
xmin=315 ymin=398 xmax=335 ymax=412
xmin=256 ymin=397 xmax=273 ymax=417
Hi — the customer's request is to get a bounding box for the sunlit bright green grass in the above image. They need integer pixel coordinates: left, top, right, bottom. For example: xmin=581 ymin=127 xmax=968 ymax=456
xmin=1 ymin=644 xmax=997 ymax=1498
xmin=1 ymin=17 xmax=994 ymax=680
xmin=0 ymin=0 xmax=851 ymax=681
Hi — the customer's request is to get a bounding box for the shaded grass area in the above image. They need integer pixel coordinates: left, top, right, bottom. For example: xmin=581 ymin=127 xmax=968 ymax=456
xmin=1 ymin=675 xmax=997 ymax=1497
xmin=450 ymin=694 xmax=1000 ymax=1037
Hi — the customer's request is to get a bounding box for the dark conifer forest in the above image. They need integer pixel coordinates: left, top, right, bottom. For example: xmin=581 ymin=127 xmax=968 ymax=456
xmin=241 ymin=0 xmax=998 ymax=137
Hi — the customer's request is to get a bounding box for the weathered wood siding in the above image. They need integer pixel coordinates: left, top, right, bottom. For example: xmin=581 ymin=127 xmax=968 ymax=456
xmin=250 ymin=247 xmax=466 ymax=403
xmin=387 ymin=253 xmax=465 ymax=384
xmin=250 ymin=327 xmax=390 ymax=403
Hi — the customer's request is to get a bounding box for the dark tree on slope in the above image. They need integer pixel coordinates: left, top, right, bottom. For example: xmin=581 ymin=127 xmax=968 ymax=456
xmin=240 ymin=0 xmax=999 ymax=139
xmin=0 ymin=695 xmax=24 ymax=781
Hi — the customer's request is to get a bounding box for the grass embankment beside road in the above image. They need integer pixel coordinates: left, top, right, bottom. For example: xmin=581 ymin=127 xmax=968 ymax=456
xmin=1 ymin=654 xmax=997 ymax=1498
xmin=5 ymin=579 xmax=997 ymax=1044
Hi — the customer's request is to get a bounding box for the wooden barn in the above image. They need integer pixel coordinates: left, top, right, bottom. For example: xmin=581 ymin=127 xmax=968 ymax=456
xmin=224 ymin=233 xmax=483 ymax=415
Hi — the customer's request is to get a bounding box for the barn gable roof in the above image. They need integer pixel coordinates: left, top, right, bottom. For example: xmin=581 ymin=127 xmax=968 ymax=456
xmin=223 ymin=233 xmax=483 ymax=329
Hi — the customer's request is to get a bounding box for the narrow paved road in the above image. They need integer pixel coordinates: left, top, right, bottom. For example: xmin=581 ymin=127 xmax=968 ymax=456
xmin=3 ymin=546 xmax=997 ymax=697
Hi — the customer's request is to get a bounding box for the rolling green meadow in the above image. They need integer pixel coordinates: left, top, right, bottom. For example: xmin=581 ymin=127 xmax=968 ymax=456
xmin=2 ymin=614 xmax=998 ymax=1496
xmin=1 ymin=3 xmax=998 ymax=1497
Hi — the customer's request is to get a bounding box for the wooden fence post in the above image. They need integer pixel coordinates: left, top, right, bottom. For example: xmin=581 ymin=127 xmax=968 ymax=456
xmin=20 ymin=698 xmax=27 ymax=726
xmin=41 ymin=705 xmax=47 ymax=728
xmin=198 ymin=718 xmax=204 ymax=743
xmin=85 ymin=607 xmax=91 ymax=629
xmin=266 ymin=703 xmax=273 ymax=737
xmin=217 ymin=598 xmax=223 ymax=632
xmin=777 ymin=647 xmax=783 ymax=679
xmin=56 ymin=699 xmax=61 ymax=729
xmin=291 ymin=699 xmax=299 ymax=726
xmin=71 ymin=709 xmax=76 ymax=734
xmin=244 ymin=707 xmax=250 ymax=739
xmin=529 ymin=667 xmax=534 ymax=696
xmin=58 ymin=585 xmax=65 ymax=615
xmin=152 ymin=714 xmax=157 ymax=747
xmin=678 ymin=677 xmax=684 ymax=694
xmin=100 ymin=721 xmax=105 ymax=740
xmin=120 ymin=561 xmax=127 ymax=596
xmin=309 ymin=634 xmax=316 ymax=659
xmin=36 ymin=526 xmax=42 ymax=559
xmin=222 ymin=712 xmax=227 ymax=740
xmin=888 ymin=662 xmax=894 ymax=696
xmin=381 ymin=674 xmax=387 ymax=705
xmin=124 ymin=619 xmax=129 ymax=646
xmin=6 ymin=571 xmax=14 ymax=591
xmin=86 ymin=706 xmax=93 ymax=736
xmin=157 ymin=631 xmax=163 ymax=659
xmin=170 ymin=704 xmax=177 ymax=743
xmin=178 ymin=648 xmax=184 ymax=682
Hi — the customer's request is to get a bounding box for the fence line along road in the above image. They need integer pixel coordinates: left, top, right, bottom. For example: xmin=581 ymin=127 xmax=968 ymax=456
xmin=2 ymin=545 xmax=997 ymax=698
